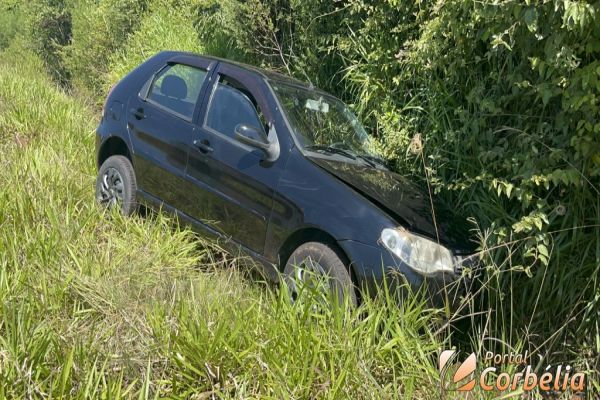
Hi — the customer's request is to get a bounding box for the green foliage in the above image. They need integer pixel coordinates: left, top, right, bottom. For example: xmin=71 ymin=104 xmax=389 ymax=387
xmin=106 ymin=0 xmax=205 ymax=90
xmin=194 ymin=0 xmax=346 ymax=92
xmin=395 ymin=0 xmax=600 ymax=347
xmin=61 ymin=0 xmax=148 ymax=95
xmin=18 ymin=0 xmax=72 ymax=82
xmin=0 ymin=0 xmax=599 ymax=394
xmin=0 ymin=1 xmax=23 ymax=50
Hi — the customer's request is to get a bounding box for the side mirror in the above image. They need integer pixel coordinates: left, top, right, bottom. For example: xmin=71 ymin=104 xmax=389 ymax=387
xmin=234 ymin=123 xmax=280 ymax=162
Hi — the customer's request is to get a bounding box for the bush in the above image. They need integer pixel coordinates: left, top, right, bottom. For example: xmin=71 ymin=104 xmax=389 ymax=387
xmin=106 ymin=0 xmax=205 ymax=90
xmin=333 ymin=0 xmax=600 ymax=368
xmin=0 ymin=1 xmax=23 ymax=50
xmin=61 ymin=0 xmax=148 ymax=96
xmin=192 ymin=0 xmax=346 ymax=93
xmin=19 ymin=0 xmax=72 ymax=83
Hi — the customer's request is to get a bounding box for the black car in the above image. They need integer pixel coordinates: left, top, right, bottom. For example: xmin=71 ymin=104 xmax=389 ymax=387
xmin=95 ymin=51 xmax=477 ymax=306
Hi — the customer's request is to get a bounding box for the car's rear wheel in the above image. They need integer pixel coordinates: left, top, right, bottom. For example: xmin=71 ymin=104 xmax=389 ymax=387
xmin=283 ymin=242 xmax=357 ymax=306
xmin=95 ymin=155 xmax=137 ymax=216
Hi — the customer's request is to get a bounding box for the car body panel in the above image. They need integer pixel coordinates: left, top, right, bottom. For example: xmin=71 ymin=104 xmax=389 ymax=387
xmin=126 ymin=56 xmax=215 ymax=208
xmin=306 ymin=156 xmax=475 ymax=252
xmin=184 ymin=62 xmax=290 ymax=253
xmin=263 ymin=147 xmax=397 ymax=262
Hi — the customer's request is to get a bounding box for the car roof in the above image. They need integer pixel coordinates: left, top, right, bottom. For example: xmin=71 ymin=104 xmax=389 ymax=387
xmin=164 ymin=51 xmax=327 ymax=93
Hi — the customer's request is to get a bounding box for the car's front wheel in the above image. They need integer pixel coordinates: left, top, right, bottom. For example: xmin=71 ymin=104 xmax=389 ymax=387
xmin=283 ymin=242 xmax=357 ymax=306
xmin=95 ymin=155 xmax=137 ymax=216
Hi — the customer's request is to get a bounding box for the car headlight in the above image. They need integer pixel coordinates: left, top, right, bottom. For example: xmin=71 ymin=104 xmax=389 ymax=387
xmin=380 ymin=228 xmax=454 ymax=276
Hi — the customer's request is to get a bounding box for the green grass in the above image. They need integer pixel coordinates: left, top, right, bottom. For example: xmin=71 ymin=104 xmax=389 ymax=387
xmin=0 ymin=3 xmax=598 ymax=395
xmin=0 ymin=44 xmax=456 ymax=399
xmin=105 ymin=1 xmax=206 ymax=94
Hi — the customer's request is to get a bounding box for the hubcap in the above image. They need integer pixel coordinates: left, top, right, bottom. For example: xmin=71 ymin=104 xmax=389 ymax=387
xmin=97 ymin=167 xmax=124 ymax=207
xmin=288 ymin=256 xmax=331 ymax=301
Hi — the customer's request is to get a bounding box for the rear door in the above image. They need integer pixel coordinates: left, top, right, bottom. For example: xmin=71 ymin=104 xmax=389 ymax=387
xmin=127 ymin=57 xmax=214 ymax=208
xmin=185 ymin=64 xmax=285 ymax=254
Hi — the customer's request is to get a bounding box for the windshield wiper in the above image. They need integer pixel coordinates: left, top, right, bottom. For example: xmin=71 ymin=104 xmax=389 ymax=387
xmin=306 ymin=144 xmax=386 ymax=168
xmin=356 ymin=154 xmax=386 ymax=168
xmin=305 ymin=144 xmax=357 ymax=160
xmin=354 ymin=154 xmax=378 ymax=168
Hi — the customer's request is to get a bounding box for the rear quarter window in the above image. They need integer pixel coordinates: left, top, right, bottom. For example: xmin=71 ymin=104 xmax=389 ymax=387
xmin=147 ymin=63 xmax=207 ymax=120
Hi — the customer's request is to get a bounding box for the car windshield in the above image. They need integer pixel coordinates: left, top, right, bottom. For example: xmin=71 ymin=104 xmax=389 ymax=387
xmin=271 ymin=82 xmax=383 ymax=163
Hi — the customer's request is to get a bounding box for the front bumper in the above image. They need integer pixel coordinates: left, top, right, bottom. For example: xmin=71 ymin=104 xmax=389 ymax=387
xmin=338 ymin=239 xmax=478 ymax=308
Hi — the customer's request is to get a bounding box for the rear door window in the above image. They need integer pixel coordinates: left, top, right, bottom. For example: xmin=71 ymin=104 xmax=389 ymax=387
xmin=147 ymin=64 xmax=207 ymax=120
xmin=204 ymin=75 xmax=267 ymax=142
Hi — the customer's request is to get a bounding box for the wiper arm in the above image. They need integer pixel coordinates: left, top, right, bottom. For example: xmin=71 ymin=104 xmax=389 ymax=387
xmin=306 ymin=145 xmax=385 ymax=168
xmin=356 ymin=154 xmax=386 ymax=168
xmin=354 ymin=154 xmax=378 ymax=168
xmin=305 ymin=144 xmax=356 ymax=160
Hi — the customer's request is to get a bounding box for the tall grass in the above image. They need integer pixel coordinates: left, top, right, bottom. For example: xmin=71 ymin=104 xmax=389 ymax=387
xmin=105 ymin=0 xmax=206 ymax=92
xmin=1 ymin=0 xmax=598 ymax=396
xmin=0 ymin=44 xmax=460 ymax=398
xmin=61 ymin=0 xmax=146 ymax=97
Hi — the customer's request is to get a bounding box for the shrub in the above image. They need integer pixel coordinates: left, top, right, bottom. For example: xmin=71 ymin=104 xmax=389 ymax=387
xmin=334 ymin=0 xmax=600 ymax=367
xmin=0 ymin=1 xmax=24 ymax=50
xmin=106 ymin=0 xmax=205 ymax=90
xmin=19 ymin=0 xmax=72 ymax=83
xmin=61 ymin=0 xmax=148 ymax=96
xmin=193 ymin=0 xmax=346 ymax=93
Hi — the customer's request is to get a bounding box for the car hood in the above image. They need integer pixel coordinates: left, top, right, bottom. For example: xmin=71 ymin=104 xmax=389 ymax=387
xmin=308 ymin=156 xmax=476 ymax=252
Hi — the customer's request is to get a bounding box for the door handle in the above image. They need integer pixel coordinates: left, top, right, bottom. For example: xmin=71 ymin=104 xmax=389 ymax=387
xmin=130 ymin=107 xmax=146 ymax=120
xmin=193 ymin=139 xmax=213 ymax=154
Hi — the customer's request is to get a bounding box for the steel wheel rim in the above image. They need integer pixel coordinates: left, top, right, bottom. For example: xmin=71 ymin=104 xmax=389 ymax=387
xmin=289 ymin=256 xmax=331 ymax=300
xmin=97 ymin=167 xmax=124 ymax=207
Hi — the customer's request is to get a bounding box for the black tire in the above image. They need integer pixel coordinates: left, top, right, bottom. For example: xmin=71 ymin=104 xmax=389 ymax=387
xmin=284 ymin=242 xmax=357 ymax=306
xmin=95 ymin=155 xmax=137 ymax=216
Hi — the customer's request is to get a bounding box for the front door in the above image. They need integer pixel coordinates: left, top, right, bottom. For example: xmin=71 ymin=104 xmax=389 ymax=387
xmin=185 ymin=64 xmax=285 ymax=254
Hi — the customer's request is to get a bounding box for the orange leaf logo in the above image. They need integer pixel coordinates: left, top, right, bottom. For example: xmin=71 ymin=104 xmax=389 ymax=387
xmin=439 ymin=350 xmax=477 ymax=392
